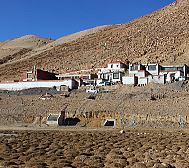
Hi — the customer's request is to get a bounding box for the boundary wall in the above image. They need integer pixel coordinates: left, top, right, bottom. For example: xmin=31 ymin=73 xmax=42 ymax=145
xmin=0 ymin=79 xmax=78 ymax=91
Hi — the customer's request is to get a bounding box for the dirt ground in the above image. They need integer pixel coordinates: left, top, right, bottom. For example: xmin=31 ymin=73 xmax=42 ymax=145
xmin=0 ymin=81 xmax=188 ymax=167
xmin=0 ymin=81 xmax=188 ymax=129
xmin=1 ymin=128 xmax=189 ymax=168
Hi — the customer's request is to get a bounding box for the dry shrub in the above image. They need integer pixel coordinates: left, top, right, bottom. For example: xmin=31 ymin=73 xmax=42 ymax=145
xmin=18 ymin=155 xmax=31 ymax=162
xmin=132 ymin=162 xmax=147 ymax=168
xmin=71 ymin=160 xmax=86 ymax=167
xmin=106 ymin=153 xmax=124 ymax=160
xmin=25 ymin=160 xmax=47 ymax=168
xmin=0 ymin=161 xmax=18 ymax=167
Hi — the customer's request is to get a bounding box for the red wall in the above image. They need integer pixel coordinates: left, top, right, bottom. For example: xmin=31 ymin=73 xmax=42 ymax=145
xmin=23 ymin=72 xmax=27 ymax=80
xmin=36 ymin=70 xmax=56 ymax=80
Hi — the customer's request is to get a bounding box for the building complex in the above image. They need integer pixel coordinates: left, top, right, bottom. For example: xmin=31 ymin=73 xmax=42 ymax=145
xmin=0 ymin=61 xmax=188 ymax=91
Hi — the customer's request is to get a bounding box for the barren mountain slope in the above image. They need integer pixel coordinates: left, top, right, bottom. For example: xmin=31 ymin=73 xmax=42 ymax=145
xmin=0 ymin=0 xmax=188 ymax=81
xmin=0 ymin=35 xmax=55 ymax=68
xmin=0 ymin=26 xmax=106 ymax=67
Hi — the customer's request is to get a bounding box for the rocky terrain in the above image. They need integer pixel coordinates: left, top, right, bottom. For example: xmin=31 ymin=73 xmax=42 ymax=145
xmin=0 ymin=81 xmax=188 ymax=129
xmin=1 ymin=129 xmax=189 ymax=167
xmin=0 ymin=0 xmax=188 ymax=81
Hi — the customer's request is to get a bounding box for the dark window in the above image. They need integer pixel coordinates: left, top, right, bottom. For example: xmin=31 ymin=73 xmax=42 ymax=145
xmin=111 ymin=64 xmax=113 ymax=68
xmin=148 ymin=65 xmax=156 ymax=71
xmin=105 ymin=121 xmax=114 ymax=126
xmin=113 ymin=73 xmax=119 ymax=79
xmin=161 ymin=67 xmax=183 ymax=71
xmin=130 ymin=65 xmax=138 ymax=71
xmin=177 ymin=67 xmax=183 ymax=71
xmin=64 ymin=76 xmax=71 ymax=79
xmin=83 ymin=76 xmax=89 ymax=79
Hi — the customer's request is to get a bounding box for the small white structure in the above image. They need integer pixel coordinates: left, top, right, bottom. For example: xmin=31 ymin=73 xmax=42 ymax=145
xmin=102 ymin=119 xmax=117 ymax=127
xmin=138 ymin=77 xmax=148 ymax=85
xmin=47 ymin=111 xmax=65 ymax=125
xmin=122 ymin=75 xmax=138 ymax=85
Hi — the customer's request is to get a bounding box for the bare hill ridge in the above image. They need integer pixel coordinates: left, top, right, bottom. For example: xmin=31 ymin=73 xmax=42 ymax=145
xmin=0 ymin=0 xmax=188 ymax=80
xmin=0 ymin=35 xmax=54 ymax=60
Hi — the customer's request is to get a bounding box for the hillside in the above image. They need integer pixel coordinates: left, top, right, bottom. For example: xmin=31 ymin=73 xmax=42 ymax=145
xmin=0 ymin=0 xmax=188 ymax=81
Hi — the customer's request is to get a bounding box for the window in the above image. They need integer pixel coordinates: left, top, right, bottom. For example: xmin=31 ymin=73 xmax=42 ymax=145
xmin=83 ymin=76 xmax=89 ymax=79
xmin=148 ymin=65 xmax=156 ymax=71
xmin=113 ymin=73 xmax=119 ymax=79
xmin=161 ymin=67 xmax=183 ymax=71
xmin=27 ymin=73 xmax=32 ymax=79
xmin=161 ymin=67 xmax=166 ymax=71
xmin=130 ymin=65 xmax=138 ymax=71
xmin=177 ymin=67 xmax=183 ymax=71
xmin=111 ymin=64 xmax=113 ymax=68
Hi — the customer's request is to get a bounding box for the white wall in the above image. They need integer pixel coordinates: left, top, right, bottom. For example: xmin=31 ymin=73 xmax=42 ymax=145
xmin=122 ymin=75 xmax=137 ymax=85
xmin=148 ymin=75 xmax=165 ymax=84
xmin=0 ymin=80 xmax=78 ymax=91
xmin=138 ymin=77 xmax=148 ymax=85
xmin=129 ymin=70 xmax=145 ymax=78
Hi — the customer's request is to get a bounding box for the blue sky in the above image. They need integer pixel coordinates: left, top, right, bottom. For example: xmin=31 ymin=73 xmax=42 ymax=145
xmin=0 ymin=0 xmax=176 ymax=42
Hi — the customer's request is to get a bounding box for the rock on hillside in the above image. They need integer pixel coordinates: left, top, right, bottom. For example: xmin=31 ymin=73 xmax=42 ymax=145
xmin=0 ymin=0 xmax=188 ymax=80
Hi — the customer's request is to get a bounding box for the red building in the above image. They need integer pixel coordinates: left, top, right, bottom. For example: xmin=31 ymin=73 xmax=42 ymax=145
xmin=23 ymin=69 xmax=57 ymax=81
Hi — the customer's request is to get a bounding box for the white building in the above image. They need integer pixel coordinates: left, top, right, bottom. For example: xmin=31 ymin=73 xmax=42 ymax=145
xmin=123 ymin=63 xmax=188 ymax=85
xmin=159 ymin=65 xmax=187 ymax=82
xmin=47 ymin=111 xmax=65 ymax=125
xmin=97 ymin=62 xmax=127 ymax=83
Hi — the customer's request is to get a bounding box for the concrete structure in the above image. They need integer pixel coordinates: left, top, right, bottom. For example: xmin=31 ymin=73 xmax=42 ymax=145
xmin=97 ymin=62 xmax=127 ymax=83
xmin=0 ymin=79 xmax=78 ymax=91
xmin=47 ymin=111 xmax=65 ymax=125
xmin=148 ymin=75 xmax=165 ymax=84
xmin=102 ymin=119 xmax=117 ymax=127
xmin=138 ymin=77 xmax=148 ymax=85
xmin=122 ymin=75 xmax=138 ymax=85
